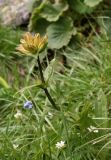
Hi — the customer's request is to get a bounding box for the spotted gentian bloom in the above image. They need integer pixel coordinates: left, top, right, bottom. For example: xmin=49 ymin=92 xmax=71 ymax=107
xmin=23 ymin=101 xmax=33 ymax=109
xmin=16 ymin=32 xmax=47 ymax=55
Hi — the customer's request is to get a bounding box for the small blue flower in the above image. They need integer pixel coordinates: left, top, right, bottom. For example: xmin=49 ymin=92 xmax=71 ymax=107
xmin=23 ymin=101 xmax=33 ymax=109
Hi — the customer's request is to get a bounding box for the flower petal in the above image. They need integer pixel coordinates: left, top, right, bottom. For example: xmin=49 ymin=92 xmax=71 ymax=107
xmin=16 ymin=45 xmax=30 ymax=54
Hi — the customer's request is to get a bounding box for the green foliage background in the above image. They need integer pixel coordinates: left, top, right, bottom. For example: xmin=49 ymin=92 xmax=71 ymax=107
xmin=1 ymin=0 xmax=111 ymax=159
xmin=29 ymin=0 xmax=104 ymax=49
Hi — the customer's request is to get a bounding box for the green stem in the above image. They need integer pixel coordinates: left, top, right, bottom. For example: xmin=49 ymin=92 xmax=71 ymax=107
xmin=37 ymin=55 xmax=58 ymax=110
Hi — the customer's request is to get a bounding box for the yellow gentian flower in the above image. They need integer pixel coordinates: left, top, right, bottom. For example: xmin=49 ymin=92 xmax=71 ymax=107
xmin=16 ymin=32 xmax=47 ymax=55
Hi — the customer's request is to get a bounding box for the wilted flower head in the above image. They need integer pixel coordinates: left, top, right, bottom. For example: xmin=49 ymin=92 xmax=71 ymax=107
xmin=87 ymin=125 xmax=98 ymax=133
xmin=23 ymin=101 xmax=33 ymax=109
xmin=55 ymin=141 xmax=65 ymax=149
xmin=16 ymin=32 xmax=47 ymax=55
xmin=14 ymin=110 xmax=23 ymax=119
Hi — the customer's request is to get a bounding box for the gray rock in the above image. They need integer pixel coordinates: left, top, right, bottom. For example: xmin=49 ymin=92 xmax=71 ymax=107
xmin=0 ymin=0 xmax=35 ymax=26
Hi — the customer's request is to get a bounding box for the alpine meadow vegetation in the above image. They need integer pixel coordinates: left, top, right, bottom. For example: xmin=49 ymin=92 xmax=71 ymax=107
xmin=1 ymin=0 xmax=111 ymax=160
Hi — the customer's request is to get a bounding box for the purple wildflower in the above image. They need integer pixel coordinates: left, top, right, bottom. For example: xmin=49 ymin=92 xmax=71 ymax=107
xmin=23 ymin=101 xmax=33 ymax=109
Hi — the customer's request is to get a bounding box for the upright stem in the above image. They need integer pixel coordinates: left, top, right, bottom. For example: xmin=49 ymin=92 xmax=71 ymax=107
xmin=37 ymin=55 xmax=58 ymax=110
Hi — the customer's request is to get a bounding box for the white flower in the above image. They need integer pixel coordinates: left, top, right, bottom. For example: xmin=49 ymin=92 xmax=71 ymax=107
xmin=55 ymin=141 xmax=65 ymax=149
xmin=48 ymin=112 xmax=53 ymax=119
xmin=13 ymin=144 xmax=19 ymax=149
xmin=87 ymin=126 xmax=98 ymax=133
xmin=14 ymin=110 xmax=23 ymax=119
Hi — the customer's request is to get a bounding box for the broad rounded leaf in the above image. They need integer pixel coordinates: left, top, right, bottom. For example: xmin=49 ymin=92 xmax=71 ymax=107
xmin=29 ymin=17 xmax=49 ymax=35
xmin=28 ymin=3 xmax=44 ymax=32
xmin=29 ymin=1 xmax=68 ymax=32
xmin=68 ymin=0 xmax=93 ymax=14
xmin=84 ymin=0 xmax=102 ymax=7
xmin=47 ymin=17 xmax=75 ymax=49
xmin=40 ymin=1 xmax=69 ymax=22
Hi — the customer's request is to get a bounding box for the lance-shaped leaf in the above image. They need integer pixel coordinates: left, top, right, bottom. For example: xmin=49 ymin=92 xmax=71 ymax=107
xmin=0 ymin=77 xmax=10 ymax=88
xmin=94 ymin=89 xmax=108 ymax=128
